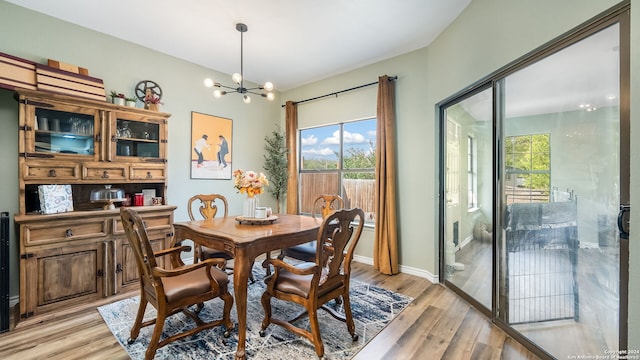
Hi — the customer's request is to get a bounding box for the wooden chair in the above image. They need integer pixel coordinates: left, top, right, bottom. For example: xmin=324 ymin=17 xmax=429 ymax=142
xmin=279 ymin=194 xmax=344 ymax=262
xmin=188 ymin=194 xmax=255 ymax=282
xmin=259 ymin=208 xmax=365 ymax=359
xmin=120 ymin=207 xmax=234 ymax=360
xmin=187 ymin=194 xmax=233 ymax=265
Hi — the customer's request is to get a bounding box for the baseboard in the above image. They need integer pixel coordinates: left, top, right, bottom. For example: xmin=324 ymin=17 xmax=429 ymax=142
xmin=353 ymin=255 xmax=438 ymax=283
xmin=181 ymin=254 xmax=438 ymax=283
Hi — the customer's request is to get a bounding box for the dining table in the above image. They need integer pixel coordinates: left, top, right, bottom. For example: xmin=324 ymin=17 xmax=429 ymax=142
xmin=172 ymin=213 xmax=321 ymax=360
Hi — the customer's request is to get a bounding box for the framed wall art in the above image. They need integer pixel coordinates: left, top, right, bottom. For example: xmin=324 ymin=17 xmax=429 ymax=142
xmin=190 ymin=112 xmax=232 ymax=179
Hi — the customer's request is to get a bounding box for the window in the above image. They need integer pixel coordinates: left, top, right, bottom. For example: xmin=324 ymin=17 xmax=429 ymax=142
xmin=445 ymin=119 xmax=460 ymax=206
xmin=467 ymin=135 xmax=477 ymax=209
xmin=299 ymin=118 xmax=376 ymax=224
xmin=504 ymin=134 xmax=551 ymax=203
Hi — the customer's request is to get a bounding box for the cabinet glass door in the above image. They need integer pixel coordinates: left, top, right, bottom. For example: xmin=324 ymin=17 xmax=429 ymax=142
xmin=115 ymin=119 xmax=160 ymax=159
xmin=34 ymin=108 xmax=95 ymax=156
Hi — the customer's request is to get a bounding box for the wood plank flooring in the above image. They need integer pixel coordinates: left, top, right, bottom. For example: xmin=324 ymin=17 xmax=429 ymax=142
xmin=0 ymin=262 xmax=539 ymax=360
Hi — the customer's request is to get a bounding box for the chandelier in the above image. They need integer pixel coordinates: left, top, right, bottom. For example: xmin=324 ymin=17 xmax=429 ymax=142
xmin=204 ymin=23 xmax=274 ymax=104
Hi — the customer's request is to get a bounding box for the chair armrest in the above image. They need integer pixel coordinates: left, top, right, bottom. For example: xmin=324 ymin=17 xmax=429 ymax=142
xmin=153 ymin=245 xmax=191 ymax=258
xmin=154 ymin=245 xmax=192 ymax=268
xmin=265 ymin=258 xmax=318 ymax=276
xmin=152 ymin=257 xmax=224 ymax=278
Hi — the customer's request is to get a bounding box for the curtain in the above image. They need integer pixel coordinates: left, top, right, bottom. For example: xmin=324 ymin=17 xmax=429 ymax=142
xmin=285 ymin=101 xmax=299 ymax=214
xmin=374 ymin=75 xmax=399 ymax=275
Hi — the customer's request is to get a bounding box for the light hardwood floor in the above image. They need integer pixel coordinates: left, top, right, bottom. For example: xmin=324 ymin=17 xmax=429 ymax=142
xmin=0 ymin=262 xmax=540 ymax=360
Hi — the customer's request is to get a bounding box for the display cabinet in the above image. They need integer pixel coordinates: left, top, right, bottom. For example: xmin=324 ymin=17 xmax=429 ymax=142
xmin=13 ymin=89 xmax=174 ymax=328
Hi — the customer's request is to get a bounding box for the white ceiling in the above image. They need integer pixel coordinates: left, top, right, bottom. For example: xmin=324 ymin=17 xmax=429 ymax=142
xmin=6 ymin=0 xmax=471 ymax=91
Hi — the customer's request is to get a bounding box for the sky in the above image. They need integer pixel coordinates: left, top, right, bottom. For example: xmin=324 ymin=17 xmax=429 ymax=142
xmin=300 ymin=118 xmax=376 ymax=162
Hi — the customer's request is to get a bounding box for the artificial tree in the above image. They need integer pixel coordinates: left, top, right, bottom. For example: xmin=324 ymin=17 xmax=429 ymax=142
xmin=263 ymin=125 xmax=288 ymax=213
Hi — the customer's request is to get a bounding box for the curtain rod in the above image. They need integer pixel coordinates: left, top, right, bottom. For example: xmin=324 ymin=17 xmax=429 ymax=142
xmin=281 ymin=75 xmax=397 ymax=107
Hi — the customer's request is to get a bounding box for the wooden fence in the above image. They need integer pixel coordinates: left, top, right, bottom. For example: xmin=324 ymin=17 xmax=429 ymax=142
xmin=299 ymin=174 xmax=376 ymax=222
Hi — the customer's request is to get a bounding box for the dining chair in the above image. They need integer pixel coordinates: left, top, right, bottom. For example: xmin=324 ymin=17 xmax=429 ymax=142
xmin=279 ymin=194 xmax=344 ymax=262
xmin=187 ymin=194 xmax=232 ymax=264
xmin=259 ymin=208 xmax=365 ymax=359
xmin=188 ymin=194 xmax=256 ymax=282
xmin=120 ymin=207 xmax=233 ymax=360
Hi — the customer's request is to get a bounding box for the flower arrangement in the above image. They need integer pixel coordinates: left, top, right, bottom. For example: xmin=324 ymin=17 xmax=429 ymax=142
xmin=144 ymin=93 xmax=164 ymax=105
xmin=233 ymin=169 xmax=268 ymax=198
xmin=125 ymin=95 xmax=137 ymax=102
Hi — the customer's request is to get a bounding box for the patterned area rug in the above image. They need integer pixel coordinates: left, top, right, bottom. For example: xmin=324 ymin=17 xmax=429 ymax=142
xmin=98 ymin=265 xmax=412 ymax=360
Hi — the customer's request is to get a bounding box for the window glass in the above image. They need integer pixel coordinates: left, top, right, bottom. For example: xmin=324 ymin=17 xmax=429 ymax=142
xmin=299 ymin=119 xmax=376 ymax=225
xmin=505 ymin=134 xmax=550 ymax=204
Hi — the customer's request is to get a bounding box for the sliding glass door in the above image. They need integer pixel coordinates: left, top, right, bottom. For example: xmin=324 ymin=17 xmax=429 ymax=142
xmin=497 ymin=22 xmax=625 ymax=358
xmin=439 ymin=8 xmax=628 ymax=358
xmin=443 ymin=87 xmax=493 ymax=310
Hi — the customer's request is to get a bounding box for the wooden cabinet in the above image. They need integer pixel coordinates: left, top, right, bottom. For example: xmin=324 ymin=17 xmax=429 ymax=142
xmin=13 ymin=89 xmax=175 ymax=328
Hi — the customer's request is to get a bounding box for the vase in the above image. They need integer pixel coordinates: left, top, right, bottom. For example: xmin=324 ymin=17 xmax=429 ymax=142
xmin=113 ymin=97 xmax=126 ymax=106
xmin=126 ymin=100 xmax=136 ymax=108
xmin=243 ymin=196 xmax=257 ymax=218
xmin=146 ymin=103 xmax=159 ymax=111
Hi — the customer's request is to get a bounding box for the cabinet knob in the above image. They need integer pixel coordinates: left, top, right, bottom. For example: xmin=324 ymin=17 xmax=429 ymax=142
xmin=65 ymin=229 xmax=73 ymax=237
xmin=102 ymin=170 xmax=109 ymax=179
xmin=111 ymin=135 xmax=117 ymax=142
xmin=115 ymin=263 xmax=123 ymax=273
xmin=48 ymin=169 xmax=57 ymax=177
xmin=146 ymin=171 xmax=152 ymax=179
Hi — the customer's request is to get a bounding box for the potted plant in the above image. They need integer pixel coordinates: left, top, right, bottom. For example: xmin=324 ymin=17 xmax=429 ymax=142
xmin=263 ymin=125 xmax=288 ymax=213
xmin=125 ymin=96 xmax=137 ymax=108
xmin=110 ymin=91 xmax=126 ymax=106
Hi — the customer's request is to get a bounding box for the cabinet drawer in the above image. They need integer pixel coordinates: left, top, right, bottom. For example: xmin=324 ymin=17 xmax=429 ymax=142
xmin=23 ymin=219 xmax=109 ymax=246
xmin=113 ymin=212 xmax=172 ymax=234
xmin=23 ymin=161 xmax=80 ymax=181
xmin=83 ymin=164 xmax=127 ymax=180
xmin=130 ymin=165 xmax=166 ymax=180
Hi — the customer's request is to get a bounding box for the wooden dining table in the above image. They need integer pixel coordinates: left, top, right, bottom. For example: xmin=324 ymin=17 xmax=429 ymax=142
xmin=172 ymin=213 xmax=321 ymax=360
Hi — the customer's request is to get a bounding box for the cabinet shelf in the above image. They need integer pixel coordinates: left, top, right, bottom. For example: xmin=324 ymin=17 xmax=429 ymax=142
xmin=36 ymin=130 xmax=94 ymax=139
xmin=117 ymin=137 xmax=158 ymax=143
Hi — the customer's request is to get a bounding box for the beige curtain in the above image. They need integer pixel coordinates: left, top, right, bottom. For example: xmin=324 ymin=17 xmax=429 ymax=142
xmin=285 ymin=101 xmax=299 ymax=214
xmin=374 ymin=75 xmax=399 ymax=275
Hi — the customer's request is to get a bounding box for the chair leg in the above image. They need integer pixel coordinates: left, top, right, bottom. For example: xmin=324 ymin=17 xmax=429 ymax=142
xmin=145 ymin=312 xmax=166 ymax=360
xmin=308 ymin=307 xmax=325 ymax=358
xmin=127 ymin=295 xmax=148 ymax=344
xmin=264 ymin=251 xmax=272 ymax=276
xmin=221 ymin=290 xmax=234 ymax=337
xmin=259 ymin=292 xmax=273 ymax=336
xmin=341 ymin=294 xmax=359 ymax=341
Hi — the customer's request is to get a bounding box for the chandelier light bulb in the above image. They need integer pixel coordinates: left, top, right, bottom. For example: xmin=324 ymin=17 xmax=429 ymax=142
xmin=203 ymin=23 xmax=272 ymax=104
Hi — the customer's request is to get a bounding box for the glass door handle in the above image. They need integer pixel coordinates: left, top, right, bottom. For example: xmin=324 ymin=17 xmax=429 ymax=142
xmin=618 ymin=204 xmax=630 ymax=239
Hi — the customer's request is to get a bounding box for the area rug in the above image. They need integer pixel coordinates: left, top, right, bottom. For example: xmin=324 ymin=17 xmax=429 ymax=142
xmin=98 ymin=265 xmax=413 ymax=360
